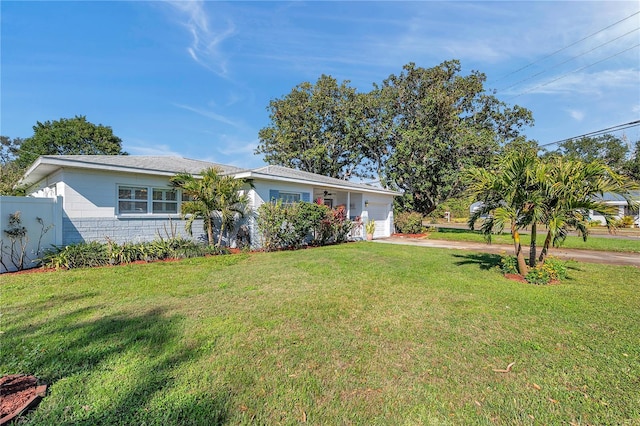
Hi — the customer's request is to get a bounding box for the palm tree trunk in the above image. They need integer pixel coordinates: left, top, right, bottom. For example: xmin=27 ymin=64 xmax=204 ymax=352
xmin=513 ymin=229 xmax=528 ymax=275
xmin=218 ymin=222 xmax=225 ymax=248
xmin=206 ymin=217 xmax=215 ymax=246
xmin=529 ymin=222 xmax=537 ymax=267
xmin=538 ymin=231 xmax=552 ymax=264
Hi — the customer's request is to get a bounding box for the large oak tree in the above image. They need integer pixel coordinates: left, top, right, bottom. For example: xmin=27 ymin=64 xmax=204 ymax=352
xmin=16 ymin=115 xmax=127 ymax=169
xmin=256 ymin=60 xmax=534 ymax=215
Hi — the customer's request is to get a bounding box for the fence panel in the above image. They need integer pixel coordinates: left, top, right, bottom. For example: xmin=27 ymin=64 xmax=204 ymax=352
xmin=0 ymin=196 xmax=62 ymax=273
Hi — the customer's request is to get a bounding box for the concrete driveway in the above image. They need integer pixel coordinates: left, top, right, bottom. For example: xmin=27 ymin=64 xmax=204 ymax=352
xmin=375 ymin=237 xmax=640 ymax=267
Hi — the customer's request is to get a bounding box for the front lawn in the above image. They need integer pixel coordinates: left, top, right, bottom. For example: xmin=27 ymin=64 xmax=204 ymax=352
xmin=2 ymin=243 xmax=639 ymax=425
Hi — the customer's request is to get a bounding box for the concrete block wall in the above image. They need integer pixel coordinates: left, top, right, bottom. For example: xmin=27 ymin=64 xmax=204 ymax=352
xmin=62 ymin=217 xmax=207 ymax=245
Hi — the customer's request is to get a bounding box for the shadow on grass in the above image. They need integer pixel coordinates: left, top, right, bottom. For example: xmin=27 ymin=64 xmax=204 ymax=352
xmin=452 ymin=252 xmax=502 ymax=270
xmin=1 ymin=306 xmax=230 ymax=425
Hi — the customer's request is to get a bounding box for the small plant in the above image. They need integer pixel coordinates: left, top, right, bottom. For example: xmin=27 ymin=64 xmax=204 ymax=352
xmin=524 ymin=257 xmax=568 ymax=285
xmin=614 ymin=215 xmax=636 ymax=228
xmin=1 ymin=211 xmax=53 ymax=272
xmin=500 ymin=254 xmax=568 ymax=285
xmin=499 ymin=255 xmax=518 ymax=275
xmin=365 ymin=220 xmax=376 ymax=236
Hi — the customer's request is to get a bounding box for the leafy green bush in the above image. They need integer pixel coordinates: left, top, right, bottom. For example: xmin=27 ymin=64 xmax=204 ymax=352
xmin=499 ymin=255 xmax=518 ymax=275
xmin=615 ymin=215 xmax=636 ymax=228
xmin=524 ymin=257 xmax=568 ymax=285
xmin=394 ymin=211 xmax=424 ymax=234
xmin=43 ymin=237 xmax=218 ymax=269
xmin=257 ymin=201 xmax=352 ymax=251
xmin=43 ymin=241 xmax=110 ymax=269
xmin=499 ymin=255 xmax=568 ymax=285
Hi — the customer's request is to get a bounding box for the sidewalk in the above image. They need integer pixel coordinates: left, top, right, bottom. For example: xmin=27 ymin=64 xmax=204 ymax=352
xmin=375 ymin=236 xmax=640 ymax=267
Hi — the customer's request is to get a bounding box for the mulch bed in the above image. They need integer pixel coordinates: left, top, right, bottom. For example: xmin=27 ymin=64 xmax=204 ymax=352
xmin=0 ymin=375 xmax=47 ymax=425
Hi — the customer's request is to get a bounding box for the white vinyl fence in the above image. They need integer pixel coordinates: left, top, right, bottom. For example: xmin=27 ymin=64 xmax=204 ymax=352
xmin=0 ymin=196 xmax=63 ymax=273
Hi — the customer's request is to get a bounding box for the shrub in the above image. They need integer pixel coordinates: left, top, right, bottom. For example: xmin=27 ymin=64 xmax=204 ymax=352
xmin=499 ymin=255 xmax=519 ymax=275
xmin=43 ymin=241 xmax=110 ymax=269
xmin=43 ymin=237 xmax=218 ymax=269
xmin=499 ymin=255 xmax=568 ymax=285
xmin=524 ymin=257 xmax=568 ymax=285
xmin=615 ymin=215 xmax=636 ymax=228
xmin=394 ymin=211 xmax=424 ymax=234
xmin=257 ymin=201 xmax=352 ymax=251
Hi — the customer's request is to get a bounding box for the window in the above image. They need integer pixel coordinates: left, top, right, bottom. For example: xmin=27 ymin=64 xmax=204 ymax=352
xmin=279 ymin=192 xmax=301 ymax=204
xmin=118 ymin=185 xmax=181 ymax=215
xmin=269 ymin=190 xmax=309 ymax=205
xmin=152 ymin=188 xmax=178 ymax=213
xmin=118 ymin=186 xmax=148 ymax=214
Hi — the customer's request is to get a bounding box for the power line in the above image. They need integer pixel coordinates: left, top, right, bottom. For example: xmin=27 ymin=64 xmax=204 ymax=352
xmin=497 ymin=27 xmax=640 ymax=93
xmin=491 ymin=10 xmax=640 ymax=85
xmin=540 ymin=119 xmax=640 ymax=148
xmin=507 ymin=43 xmax=640 ymax=100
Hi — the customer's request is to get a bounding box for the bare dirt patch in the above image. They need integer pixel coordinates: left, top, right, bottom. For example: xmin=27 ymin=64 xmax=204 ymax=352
xmin=0 ymin=375 xmax=47 ymax=425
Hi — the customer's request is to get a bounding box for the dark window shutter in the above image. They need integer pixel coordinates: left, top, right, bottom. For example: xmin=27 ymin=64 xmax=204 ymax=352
xmin=301 ymin=192 xmax=310 ymax=202
xmin=269 ymin=189 xmax=279 ymax=201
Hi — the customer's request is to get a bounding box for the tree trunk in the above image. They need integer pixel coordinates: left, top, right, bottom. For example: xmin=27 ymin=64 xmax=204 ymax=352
xmin=528 ymin=222 xmax=537 ymax=268
xmin=218 ymin=222 xmax=225 ymax=248
xmin=513 ymin=229 xmax=528 ymax=275
xmin=538 ymin=231 xmax=553 ymax=264
xmin=206 ymin=217 xmax=215 ymax=246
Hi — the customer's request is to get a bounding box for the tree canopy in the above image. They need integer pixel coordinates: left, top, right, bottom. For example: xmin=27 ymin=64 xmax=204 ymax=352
xmin=0 ymin=136 xmax=24 ymax=195
xmin=257 ymin=75 xmax=369 ymax=180
xmin=556 ymin=134 xmax=629 ymax=172
xmin=16 ymin=115 xmax=127 ymax=169
xmin=256 ymin=60 xmax=534 ymax=215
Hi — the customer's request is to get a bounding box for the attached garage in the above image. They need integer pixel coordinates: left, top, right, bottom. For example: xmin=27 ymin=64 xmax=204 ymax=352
xmin=366 ymin=201 xmax=394 ymax=238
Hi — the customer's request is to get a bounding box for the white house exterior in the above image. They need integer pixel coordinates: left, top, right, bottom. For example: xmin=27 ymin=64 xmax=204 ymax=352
xmin=16 ymin=155 xmax=400 ymax=248
xmin=589 ymin=191 xmax=640 ymax=227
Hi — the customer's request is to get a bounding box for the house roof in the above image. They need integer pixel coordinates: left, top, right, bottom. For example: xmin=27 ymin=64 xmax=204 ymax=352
xmin=20 ymin=155 xmax=401 ymax=196
xmin=595 ymin=190 xmax=640 ymax=203
xmin=236 ymin=165 xmax=401 ymax=195
xmin=20 ymin=155 xmax=246 ymax=187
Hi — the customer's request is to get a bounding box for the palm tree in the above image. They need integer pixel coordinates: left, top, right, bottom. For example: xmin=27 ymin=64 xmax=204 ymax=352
xmin=170 ymin=168 xmax=251 ymax=248
xmin=536 ymin=158 xmax=638 ymax=264
xmin=214 ymin=176 xmax=251 ymax=248
xmin=467 ymin=152 xmax=639 ymax=275
xmin=466 ymin=151 xmax=540 ymax=275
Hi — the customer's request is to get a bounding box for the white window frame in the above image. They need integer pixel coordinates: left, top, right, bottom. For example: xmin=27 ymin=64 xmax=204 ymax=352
xmin=117 ymin=185 xmax=181 ymax=216
xmin=152 ymin=188 xmax=179 ymax=214
xmin=279 ymin=192 xmax=301 ymax=205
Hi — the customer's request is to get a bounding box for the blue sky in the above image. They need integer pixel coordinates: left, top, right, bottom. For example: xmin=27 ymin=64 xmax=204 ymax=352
xmin=2 ymin=1 xmax=639 ymax=169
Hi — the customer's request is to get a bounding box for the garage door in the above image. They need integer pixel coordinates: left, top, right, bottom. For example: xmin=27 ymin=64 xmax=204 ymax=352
xmin=367 ymin=203 xmax=389 ymax=238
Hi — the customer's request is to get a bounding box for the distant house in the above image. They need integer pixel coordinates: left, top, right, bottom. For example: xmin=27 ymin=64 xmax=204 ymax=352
xmin=16 ymin=155 xmax=400 ymax=248
xmin=589 ymin=190 xmax=640 ymax=227
xmin=469 ymin=191 xmax=640 ymax=228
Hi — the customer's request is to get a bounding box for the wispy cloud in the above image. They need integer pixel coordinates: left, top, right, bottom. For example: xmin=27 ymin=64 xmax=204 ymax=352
xmin=566 ymin=109 xmax=585 ymax=122
xmin=125 ymin=141 xmax=184 ymax=157
xmin=174 ymin=103 xmax=243 ymax=129
xmin=508 ymin=68 xmax=639 ymax=96
xmin=164 ymin=0 xmax=235 ymax=77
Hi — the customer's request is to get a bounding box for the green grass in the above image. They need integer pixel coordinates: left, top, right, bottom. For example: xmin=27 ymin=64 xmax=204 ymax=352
xmin=431 ymin=227 xmax=640 ymax=253
xmin=2 ymin=244 xmax=639 ymax=425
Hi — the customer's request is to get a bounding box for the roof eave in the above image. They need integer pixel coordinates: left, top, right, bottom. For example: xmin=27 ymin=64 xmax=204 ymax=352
xmin=235 ymin=170 xmax=401 ymax=196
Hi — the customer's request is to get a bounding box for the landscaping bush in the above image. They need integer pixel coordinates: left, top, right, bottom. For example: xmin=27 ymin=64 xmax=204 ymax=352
xmin=499 ymin=254 xmax=568 ymax=285
xmin=43 ymin=241 xmax=110 ymax=269
xmin=394 ymin=211 xmax=424 ymax=234
xmin=615 ymin=215 xmax=636 ymax=228
xmin=43 ymin=237 xmax=218 ymax=269
xmin=257 ymin=201 xmax=352 ymax=251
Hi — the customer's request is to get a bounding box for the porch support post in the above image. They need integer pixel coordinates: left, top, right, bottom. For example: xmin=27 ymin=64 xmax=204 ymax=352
xmin=347 ymin=192 xmax=351 ymax=218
